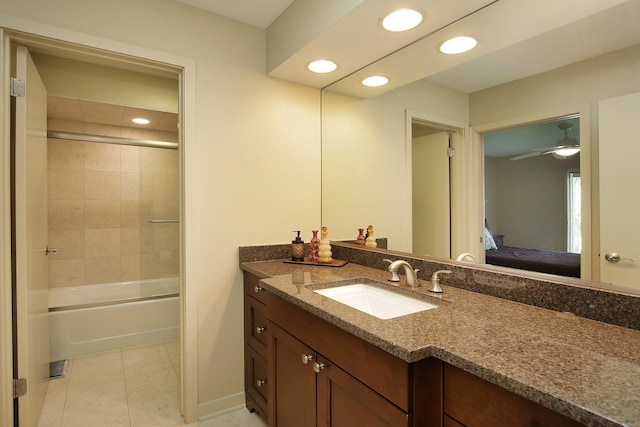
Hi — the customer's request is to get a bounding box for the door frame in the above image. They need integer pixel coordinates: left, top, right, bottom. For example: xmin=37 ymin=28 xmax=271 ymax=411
xmin=405 ymin=110 xmax=470 ymax=259
xmin=0 ymin=24 xmax=198 ymax=425
xmin=469 ymin=104 xmax=592 ymax=279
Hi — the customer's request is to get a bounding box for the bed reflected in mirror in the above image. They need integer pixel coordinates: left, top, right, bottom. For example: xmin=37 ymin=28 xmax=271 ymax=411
xmin=483 ymin=116 xmax=581 ymax=278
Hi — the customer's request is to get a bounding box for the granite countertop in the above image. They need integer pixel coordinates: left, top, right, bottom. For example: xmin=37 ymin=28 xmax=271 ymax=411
xmin=241 ymin=259 xmax=640 ymax=427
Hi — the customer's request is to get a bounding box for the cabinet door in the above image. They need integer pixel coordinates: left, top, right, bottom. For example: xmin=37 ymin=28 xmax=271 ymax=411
xmin=316 ymin=355 xmax=409 ymax=427
xmin=269 ymin=322 xmax=316 ymax=427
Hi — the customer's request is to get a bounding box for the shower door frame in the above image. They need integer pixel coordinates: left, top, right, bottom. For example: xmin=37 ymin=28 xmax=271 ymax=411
xmin=0 ymin=25 xmax=198 ymax=425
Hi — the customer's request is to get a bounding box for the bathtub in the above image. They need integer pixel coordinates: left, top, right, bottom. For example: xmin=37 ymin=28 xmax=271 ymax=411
xmin=49 ymin=277 xmax=180 ymax=361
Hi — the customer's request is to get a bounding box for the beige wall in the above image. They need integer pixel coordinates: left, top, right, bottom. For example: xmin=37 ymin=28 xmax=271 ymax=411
xmin=322 ymin=79 xmax=469 ymax=251
xmin=485 ymin=154 xmax=580 ymax=250
xmin=47 ymin=121 xmax=179 ymax=288
xmin=0 ymin=0 xmax=321 ymax=420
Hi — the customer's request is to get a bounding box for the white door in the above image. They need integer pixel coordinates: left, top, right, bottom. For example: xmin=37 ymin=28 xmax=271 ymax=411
xmin=412 ymin=132 xmax=451 ymax=257
xmin=599 ymin=91 xmax=640 ymax=290
xmin=14 ymin=44 xmax=50 ymax=426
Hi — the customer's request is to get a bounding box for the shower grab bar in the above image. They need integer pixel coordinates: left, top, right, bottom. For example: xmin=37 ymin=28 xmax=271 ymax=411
xmin=148 ymin=219 xmax=179 ymax=223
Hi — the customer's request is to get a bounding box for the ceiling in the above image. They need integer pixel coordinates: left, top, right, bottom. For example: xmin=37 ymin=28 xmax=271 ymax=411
xmin=171 ymin=0 xmax=640 ymax=95
xmin=175 ymin=0 xmax=294 ymax=29
xmin=47 ymin=95 xmax=179 ymax=134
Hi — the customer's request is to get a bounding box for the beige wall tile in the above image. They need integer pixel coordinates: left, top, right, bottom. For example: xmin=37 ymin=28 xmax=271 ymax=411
xmin=120 ymin=227 xmax=141 ymax=255
xmin=85 ymin=200 xmax=121 ymax=229
xmin=120 ymin=201 xmax=141 ymax=228
xmin=154 ymin=251 xmax=179 ymax=278
xmin=120 ymin=255 xmax=141 ymax=281
xmin=120 ymin=127 xmax=155 ymax=140
xmin=154 ymin=149 xmax=179 ymax=175
xmin=48 ymin=229 xmax=85 ymax=260
xmin=120 ymin=145 xmax=140 ymax=173
xmin=49 ymin=200 xmax=85 ymax=229
xmin=139 ymin=173 xmax=154 ymax=201
xmin=48 ymin=139 xmax=84 ymax=171
xmin=140 ymin=228 xmax=155 ymax=254
xmin=85 ymin=228 xmax=121 ymax=257
xmin=154 ymin=226 xmax=179 ymax=252
xmin=49 ymin=258 xmax=85 ymax=287
xmin=84 ymin=141 xmax=121 ymax=172
xmin=121 ymin=173 xmax=140 ymax=200
xmin=85 ymin=171 xmax=121 ymax=200
xmin=139 ymin=147 xmax=155 ymax=173
xmin=152 ymin=201 xmax=179 ymax=221
xmin=85 ymin=256 xmax=121 ymax=285
xmin=140 ymin=254 xmax=154 ymax=280
xmin=154 ymin=174 xmax=179 ymax=201
xmin=48 ymin=169 xmax=84 ymax=200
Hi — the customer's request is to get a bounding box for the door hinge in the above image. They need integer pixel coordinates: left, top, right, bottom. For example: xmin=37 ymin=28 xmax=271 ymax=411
xmin=447 ymin=147 xmax=455 ymax=157
xmin=13 ymin=378 xmax=27 ymax=398
xmin=10 ymin=77 xmax=25 ymax=97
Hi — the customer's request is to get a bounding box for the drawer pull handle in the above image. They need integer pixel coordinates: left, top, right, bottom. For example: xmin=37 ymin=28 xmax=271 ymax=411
xmin=256 ymin=379 xmax=266 ymax=388
xmin=254 ymin=285 xmax=263 ymax=293
xmin=313 ymin=362 xmax=325 ymax=373
xmin=256 ymin=326 xmax=265 ymax=334
xmin=301 ymin=354 xmax=313 ymax=364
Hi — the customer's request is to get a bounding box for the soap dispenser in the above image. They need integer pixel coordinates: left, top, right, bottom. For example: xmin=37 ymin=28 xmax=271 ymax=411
xmin=291 ymin=231 xmax=304 ymax=262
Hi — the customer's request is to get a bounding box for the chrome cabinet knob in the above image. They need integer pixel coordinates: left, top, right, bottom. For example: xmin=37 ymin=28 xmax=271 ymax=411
xmin=605 ymin=252 xmax=634 ymax=263
xmin=255 ymin=326 xmax=265 ymax=334
xmin=254 ymin=285 xmax=263 ymax=293
xmin=301 ymin=354 xmax=313 ymax=364
xmin=313 ymin=362 xmax=325 ymax=373
xmin=256 ymin=379 xmax=266 ymax=388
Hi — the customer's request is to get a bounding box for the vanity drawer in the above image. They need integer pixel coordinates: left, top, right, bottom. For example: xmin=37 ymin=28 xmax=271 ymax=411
xmin=243 ymin=271 xmax=269 ymax=305
xmin=245 ymin=344 xmax=268 ymax=418
xmin=244 ymin=295 xmax=268 ymax=352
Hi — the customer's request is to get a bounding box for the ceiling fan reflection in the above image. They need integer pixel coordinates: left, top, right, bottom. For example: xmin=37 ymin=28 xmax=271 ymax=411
xmin=510 ymin=123 xmax=580 ymax=161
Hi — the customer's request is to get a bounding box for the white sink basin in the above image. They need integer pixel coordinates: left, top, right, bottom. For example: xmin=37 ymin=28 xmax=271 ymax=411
xmin=314 ymin=283 xmax=437 ymax=319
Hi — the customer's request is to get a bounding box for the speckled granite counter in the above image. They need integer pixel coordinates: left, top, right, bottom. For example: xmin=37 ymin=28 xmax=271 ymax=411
xmin=240 ymin=259 xmax=640 ymax=427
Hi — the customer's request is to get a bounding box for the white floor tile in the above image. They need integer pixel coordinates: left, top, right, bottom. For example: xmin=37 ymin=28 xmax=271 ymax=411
xmin=37 ymin=339 xmax=267 ymax=427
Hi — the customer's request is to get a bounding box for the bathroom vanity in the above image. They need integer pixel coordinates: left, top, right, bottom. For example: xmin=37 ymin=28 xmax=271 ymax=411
xmin=240 ymin=247 xmax=640 ymax=427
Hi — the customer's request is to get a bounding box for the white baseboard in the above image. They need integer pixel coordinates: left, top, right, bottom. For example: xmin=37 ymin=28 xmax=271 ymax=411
xmin=198 ymin=392 xmax=246 ymax=420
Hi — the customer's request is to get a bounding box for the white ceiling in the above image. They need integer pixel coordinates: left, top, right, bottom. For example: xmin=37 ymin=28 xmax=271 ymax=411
xmin=172 ymin=0 xmax=640 ymax=96
xmin=175 ymin=0 xmax=294 ymax=28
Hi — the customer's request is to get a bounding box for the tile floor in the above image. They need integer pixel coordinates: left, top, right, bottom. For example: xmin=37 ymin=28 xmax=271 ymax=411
xmin=37 ymin=339 xmax=266 ymax=427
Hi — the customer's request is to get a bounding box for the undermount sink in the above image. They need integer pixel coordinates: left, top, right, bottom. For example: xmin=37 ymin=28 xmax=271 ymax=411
xmin=314 ymin=282 xmax=438 ymax=320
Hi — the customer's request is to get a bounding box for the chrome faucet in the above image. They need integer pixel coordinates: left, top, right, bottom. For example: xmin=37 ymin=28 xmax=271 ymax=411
xmin=456 ymin=252 xmax=476 ymax=262
xmin=429 ymin=270 xmax=452 ymax=293
xmin=384 ymin=259 xmax=420 ymax=288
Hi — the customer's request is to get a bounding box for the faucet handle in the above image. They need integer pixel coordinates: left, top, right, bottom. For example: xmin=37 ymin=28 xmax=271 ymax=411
xmin=382 ymin=259 xmax=400 ymax=282
xmin=429 ymin=270 xmax=452 ymax=293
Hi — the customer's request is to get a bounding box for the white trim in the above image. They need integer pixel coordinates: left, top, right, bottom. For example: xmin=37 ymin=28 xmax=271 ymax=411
xmin=0 ymin=22 xmax=199 ymax=423
xmin=0 ymin=27 xmax=14 ymax=427
xmin=405 ymin=110 xmax=470 ymax=258
xmin=197 ymin=392 xmax=246 ymax=420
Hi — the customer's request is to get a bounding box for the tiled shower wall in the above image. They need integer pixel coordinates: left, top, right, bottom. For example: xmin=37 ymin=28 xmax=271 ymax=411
xmin=47 ymin=122 xmax=179 ymax=288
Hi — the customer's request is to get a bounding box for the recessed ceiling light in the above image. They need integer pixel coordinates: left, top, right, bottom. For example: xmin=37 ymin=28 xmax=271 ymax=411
xmin=382 ymin=9 xmax=423 ymax=32
xmin=132 ymin=118 xmax=150 ymax=125
xmin=308 ymin=59 xmax=337 ymax=73
xmin=362 ymin=76 xmax=389 ymax=87
xmin=440 ymin=36 xmax=477 ymax=54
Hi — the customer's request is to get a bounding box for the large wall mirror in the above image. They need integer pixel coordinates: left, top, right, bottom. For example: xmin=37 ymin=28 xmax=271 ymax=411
xmin=321 ymin=0 xmax=640 ymax=292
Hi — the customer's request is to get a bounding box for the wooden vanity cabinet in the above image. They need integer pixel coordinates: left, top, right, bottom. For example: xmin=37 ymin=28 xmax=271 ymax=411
xmin=243 ymin=272 xmax=269 ymax=421
xmin=267 ymin=290 xmax=441 ymax=427
xmin=269 ymin=321 xmax=409 ymax=427
xmin=443 ymin=364 xmax=585 ymax=427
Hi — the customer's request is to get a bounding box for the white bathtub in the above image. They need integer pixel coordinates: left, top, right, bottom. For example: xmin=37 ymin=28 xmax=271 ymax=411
xmin=49 ymin=277 xmax=180 ymax=361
